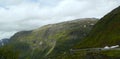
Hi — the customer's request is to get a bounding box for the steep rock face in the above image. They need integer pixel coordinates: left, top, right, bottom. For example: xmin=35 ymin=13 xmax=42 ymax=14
xmin=9 ymin=18 xmax=98 ymax=59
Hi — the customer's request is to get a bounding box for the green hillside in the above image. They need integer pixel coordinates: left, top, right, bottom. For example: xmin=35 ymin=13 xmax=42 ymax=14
xmin=75 ymin=6 xmax=120 ymax=48
xmin=2 ymin=6 xmax=120 ymax=59
xmin=8 ymin=18 xmax=98 ymax=59
xmin=1 ymin=6 xmax=120 ymax=59
xmin=70 ymin=6 xmax=120 ymax=59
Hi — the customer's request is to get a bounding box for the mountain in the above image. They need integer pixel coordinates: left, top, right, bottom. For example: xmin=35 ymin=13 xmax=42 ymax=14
xmin=73 ymin=6 xmax=120 ymax=59
xmin=0 ymin=38 xmax=9 ymax=46
xmin=1 ymin=6 xmax=120 ymax=59
xmin=75 ymin=6 xmax=120 ymax=48
xmin=0 ymin=40 xmax=2 ymax=46
xmin=7 ymin=18 xmax=98 ymax=59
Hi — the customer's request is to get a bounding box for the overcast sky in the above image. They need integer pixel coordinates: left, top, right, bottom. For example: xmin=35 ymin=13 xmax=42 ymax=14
xmin=0 ymin=0 xmax=120 ymax=39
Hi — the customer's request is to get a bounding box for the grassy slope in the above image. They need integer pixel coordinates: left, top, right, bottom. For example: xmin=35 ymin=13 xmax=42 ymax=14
xmin=75 ymin=6 xmax=120 ymax=48
xmin=9 ymin=18 xmax=98 ymax=59
xmin=72 ymin=6 xmax=120 ymax=58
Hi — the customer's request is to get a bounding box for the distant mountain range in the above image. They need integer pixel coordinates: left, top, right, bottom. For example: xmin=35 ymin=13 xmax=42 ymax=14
xmin=0 ymin=38 xmax=9 ymax=46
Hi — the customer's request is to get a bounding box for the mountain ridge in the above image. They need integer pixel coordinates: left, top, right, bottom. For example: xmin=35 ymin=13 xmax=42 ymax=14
xmin=9 ymin=18 xmax=98 ymax=59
